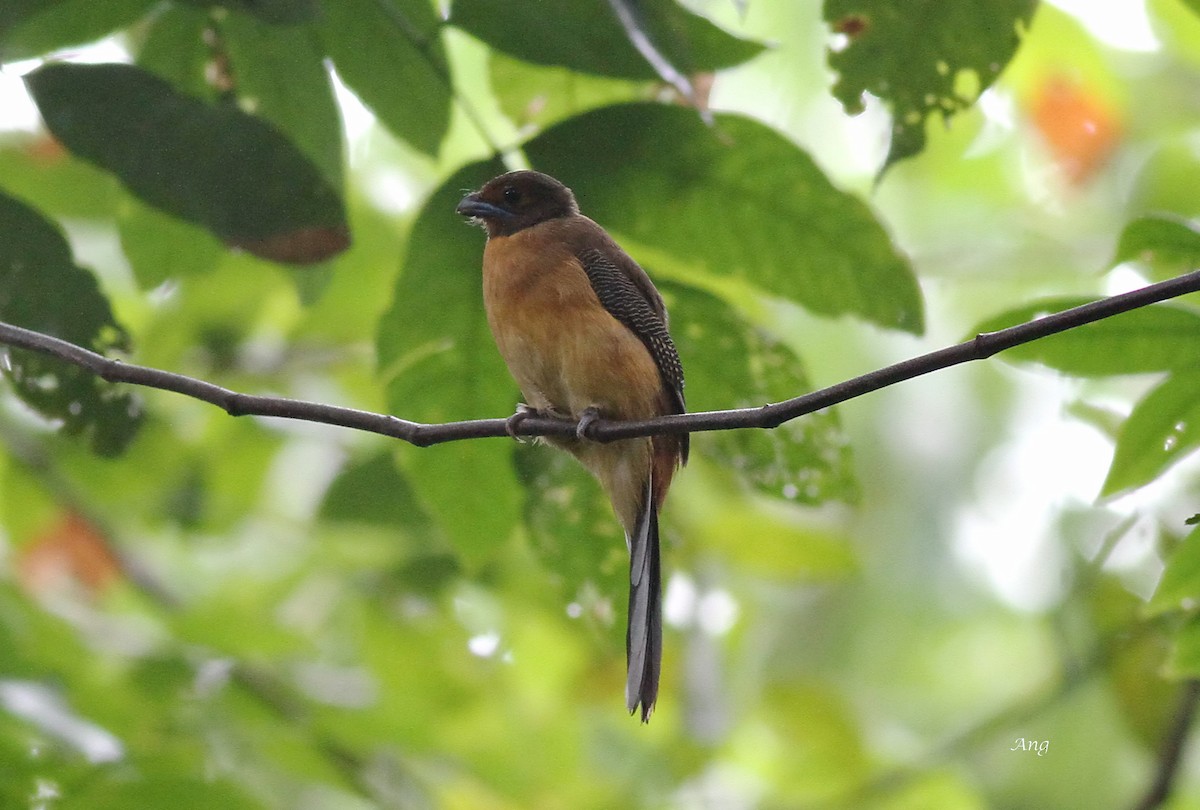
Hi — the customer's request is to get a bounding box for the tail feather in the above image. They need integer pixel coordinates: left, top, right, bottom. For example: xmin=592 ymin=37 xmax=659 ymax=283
xmin=625 ymin=480 xmax=662 ymax=722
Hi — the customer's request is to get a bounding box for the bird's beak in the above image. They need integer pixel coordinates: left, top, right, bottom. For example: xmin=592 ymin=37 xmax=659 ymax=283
xmin=456 ymin=193 xmax=511 ymax=220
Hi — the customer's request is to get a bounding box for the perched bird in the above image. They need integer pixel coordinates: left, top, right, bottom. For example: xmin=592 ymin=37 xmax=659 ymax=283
xmin=457 ymin=170 xmax=688 ymax=721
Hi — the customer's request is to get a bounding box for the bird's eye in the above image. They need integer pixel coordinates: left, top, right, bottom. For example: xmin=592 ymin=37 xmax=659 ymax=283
xmin=503 ymin=186 xmax=521 ymax=205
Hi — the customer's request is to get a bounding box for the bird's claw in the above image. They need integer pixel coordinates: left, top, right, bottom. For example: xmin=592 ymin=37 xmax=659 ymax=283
xmin=506 ymin=403 xmax=538 ymax=441
xmin=576 ymin=406 xmax=602 ymax=441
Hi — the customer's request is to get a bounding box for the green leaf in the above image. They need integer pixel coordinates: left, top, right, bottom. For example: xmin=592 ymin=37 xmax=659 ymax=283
xmin=1106 ymin=628 xmax=1179 ymax=750
xmin=1131 ymin=139 xmax=1200 ymax=222
xmin=76 ymin=774 xmax=262 ymax=810
xmin=0 ymin=0 xmax=55 ymax=45
xmin=0 ymin=0 xmax=156 ymax=61
xmin=451 ymin=0 xmax=763 ymax=80
xmin=525 ymin=103 xmax=923 ymax=333
xmin=126 ymin=6 xmax=241 ymax=287
xmin=668 ymin=283 xmax=858 ymax=504
xmin=973 ymin=298 xmax=1200 ymax=375
xmin=0 ymin=135 xmax=120 ymax=219
xmin=135 ymin=3 xmax=211 ymax=94
xmin=516 ymin=443 xmax=627 ymax=599
xmin=117 ymin=197 xmax=224 ymax=288
xmin=1167 ymin=613 xmax=1200 ymax=678
xmin=175 ymin=0 xmax=319 ymax=25
xmin=319 ymin=0 xmax=451 ymax=156
xmin=1102 ymin=374 xmax=1200 ymax=497
xmin=824 ymin=0 xmax=1037 ymax=172
xmin=1113 ymin=215 xmax=1200 ymax=281
xmin=0 ymin=190 xmax=142 ymax=455
xmin=1149 ymin=524 xmax=1200 ymax=615
xmin=220 ymin=9 xmax=344 ymax=188
xmin=490 ymin=51 xmax=652 ymax=134
xmin=320 ymin=451 xmax=438 ymax=536
xmin=376 ymin=159 xmax=521 ymax=567
xmin=25 ymin=62 xmax=348 ymax=264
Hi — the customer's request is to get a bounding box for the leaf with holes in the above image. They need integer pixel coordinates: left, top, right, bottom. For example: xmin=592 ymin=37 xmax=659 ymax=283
xmin=515 ymin=443 xmax=628 ymax=601
xmin=666 ymin=283 xmax=858 ymax=504
xmin=825 ymin=0 xmax=1036 ymax=173
xmin=0 ymin=191 xmax=142 ymax=454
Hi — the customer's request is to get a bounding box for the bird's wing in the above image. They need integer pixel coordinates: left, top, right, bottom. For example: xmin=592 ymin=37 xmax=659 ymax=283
xmin=575 ymin=246 xmax=686 ymax=419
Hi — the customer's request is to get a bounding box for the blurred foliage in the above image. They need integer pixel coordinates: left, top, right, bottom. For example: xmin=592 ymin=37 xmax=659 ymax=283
xmin=1 ymin=1 xmax=1200 ymax=808
xmin=824 ymin=0 xmax=1038 ymax=173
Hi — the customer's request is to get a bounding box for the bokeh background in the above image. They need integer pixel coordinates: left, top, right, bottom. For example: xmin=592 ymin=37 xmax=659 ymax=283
xmin=3 ymin=1 xmax=1200 ymax=807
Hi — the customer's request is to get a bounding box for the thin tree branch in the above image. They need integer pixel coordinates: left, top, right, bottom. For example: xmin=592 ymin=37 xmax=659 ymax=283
xmin=2 ymin=269 xmax=1200 ymax=444
xmin=604 ymin=0 xmax=710 ymax=121
xmin=1133 ymin=679 xmax=1200 ymax=810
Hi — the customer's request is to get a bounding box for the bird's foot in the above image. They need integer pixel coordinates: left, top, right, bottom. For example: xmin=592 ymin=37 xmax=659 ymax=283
xmin=576 ymin=406 xmax=602 ymax=441
xmin=505 ymin=403 xmax=539 ymax=441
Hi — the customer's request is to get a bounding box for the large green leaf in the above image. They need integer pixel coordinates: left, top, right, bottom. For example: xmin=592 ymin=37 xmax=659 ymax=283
xmin=1167 ymin=613 xmax=1200 ymax=678
xmin=134 ymin=3 xmax=211 ymax=94
xmin=376 ymin=158 xmax=521 ymax=567
xmin=0 ymin=0 xmax=156 ymax=61
xmin=0 ymin=0 xmax=55 ymax=47
xmin=74 ymin=774 xmax=262 ymax=810
xmin=1113 ymin=215 xmax=1200 ymax=281
xmin=117 ymin=198 xmax=224 ymax=288
xmin=319 ymin=0 xmax=451 ymax=156
xmin=175 ymin=0 xmax=319 ymax=25
xmin=25 ymin=62 xmax=348 ymax=264
xmin=0 ymin=190 xmax=142 ymax=454
xmin=1149 ymin=524 xmax=1200 ymax=616
xmin=824 ymin=0 xmax=1037 ymax=172
xmin=667 ymin=283 xmax=858 ymax=504
xmin=220 ymin=9 xmax=344 ymax=188
xmin=1101 ymin=374 xmax=1200 ymax=498
xmin=451 ymin=0 xmax=763 ymax=80
xmin=0 ymin=0 xmax=48 ymax=37
xmin=122 ymin=5 xmax=224 ymax=286
xmin=525 ymin=103 xmax=923 ymax=333
xmin=490 ymin=51 xmax=652 ymax=133
xmin=320 ymin=451 xmax=438 ymax=536
xmin=973 ymin=298 xmax=1200 ymax=375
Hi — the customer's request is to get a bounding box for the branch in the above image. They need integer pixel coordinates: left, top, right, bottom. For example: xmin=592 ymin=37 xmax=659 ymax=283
xmin=1133 ymin=679 xmax=1200 ymax=810
xmin=2 ymin=269 xmax=1200 ymax=443
xmin=604 ymin=0 xmax=709 ymax=120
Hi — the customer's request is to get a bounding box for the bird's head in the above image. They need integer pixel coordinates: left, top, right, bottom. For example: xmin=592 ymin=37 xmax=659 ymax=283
xmin=456 ymin=170 xmax=579 ymax=237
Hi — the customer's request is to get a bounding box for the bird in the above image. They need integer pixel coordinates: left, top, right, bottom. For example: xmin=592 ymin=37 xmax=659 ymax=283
xmin=456 ymin=170 xmax=688 ymax=721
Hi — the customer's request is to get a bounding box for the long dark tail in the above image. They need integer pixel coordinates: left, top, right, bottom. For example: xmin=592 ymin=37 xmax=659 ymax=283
xmin=625 ymin=479 xmax=662 ymax=722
